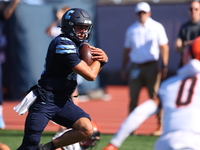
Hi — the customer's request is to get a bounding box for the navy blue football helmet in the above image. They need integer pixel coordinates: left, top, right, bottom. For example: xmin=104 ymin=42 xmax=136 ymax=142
xmin=61 ymin=8 xmax=93 ymax=43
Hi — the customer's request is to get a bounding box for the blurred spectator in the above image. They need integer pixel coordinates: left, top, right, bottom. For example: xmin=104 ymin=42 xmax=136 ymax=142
xmin=175 ymin=0 xmax=200 ymax=67
xmin=120 ymin=2 xmax=169 ymax=135
xmin=46 ymin=5 xmax=70 ymax=37
xmin=0 ymin=0 xmax=20 ymax=129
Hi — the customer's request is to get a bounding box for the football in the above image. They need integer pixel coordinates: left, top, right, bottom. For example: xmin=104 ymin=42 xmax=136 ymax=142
xmin=79 ymin=43 xmax=94 ymax=66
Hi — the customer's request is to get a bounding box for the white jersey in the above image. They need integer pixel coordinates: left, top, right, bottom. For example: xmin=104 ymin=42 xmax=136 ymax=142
xmin=158 ymin=59 xmax=200 ymax=134
xmin=124 ymin=17 xmax=168 ymax=64
xmin=154 ymin=59 xmax=200 ymax=150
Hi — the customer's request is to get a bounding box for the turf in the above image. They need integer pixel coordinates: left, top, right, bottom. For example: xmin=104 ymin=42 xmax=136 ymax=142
xmin=0 ymin=130 xmax=158 ymax=150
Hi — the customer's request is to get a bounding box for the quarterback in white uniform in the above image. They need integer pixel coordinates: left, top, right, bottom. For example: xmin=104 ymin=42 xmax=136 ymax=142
xmin=103 ymin=37 xmax=200 ymax=150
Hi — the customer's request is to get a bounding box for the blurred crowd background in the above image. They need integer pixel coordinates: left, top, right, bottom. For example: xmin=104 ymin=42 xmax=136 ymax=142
xmin=0 ymin=0 xmax=192 ymax=100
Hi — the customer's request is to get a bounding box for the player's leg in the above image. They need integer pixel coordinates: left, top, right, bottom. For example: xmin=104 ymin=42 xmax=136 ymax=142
xmin=143 ymin=62 xmax=159 ymax=100
xmin=152 ymin=71 xmax=163 ymax=136
xmin=143 ymin=62 xmax=163 ymax=135
xmin=153 ymin=108 xmax=163 ymax=136
xmin=103 ymin=99 xmax=158 ymax=150
xmin=17 ymin=96 xmax=54 ymax=150
xmin=128 ymin=76 xmax=143 ymax=113
xmin=39 ymin=101 xmax=93 ymax=150
xmin=53 ymin=117 xmax=93 ymax=148
xmin=0 ymin=64 xmax=5 ymax=129
xmin=54 ymin=88 xmax=79 ymax=137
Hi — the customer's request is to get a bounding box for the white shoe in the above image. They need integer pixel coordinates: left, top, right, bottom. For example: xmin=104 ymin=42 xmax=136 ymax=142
xmin=0 ymin=115 xmax=5 ymax=129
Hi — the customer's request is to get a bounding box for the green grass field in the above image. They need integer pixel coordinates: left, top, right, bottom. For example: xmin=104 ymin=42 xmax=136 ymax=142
xmin=0 ymin=130 xmax=158 ymax=150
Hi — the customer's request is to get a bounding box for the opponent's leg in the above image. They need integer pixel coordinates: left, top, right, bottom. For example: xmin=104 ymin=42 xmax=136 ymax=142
xmin=103 ymin=99 xmax=158 ymax=150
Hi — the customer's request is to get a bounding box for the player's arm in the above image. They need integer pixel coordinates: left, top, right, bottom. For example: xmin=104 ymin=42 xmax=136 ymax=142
xmin=121 ymin=48 xmax=131 ymax=69
xmin=175 ymin=38 xmax=193 ymax=52
xmin=120 ymin=48 xmax=131 ymax=81
xmin=3 ymin=0 xmax=20 ymax=20
xmin=90 ymin=45 xmax=108 ymax=69
xmin=71 ymin=87 xmax=79 ymax=106
xmin=175 ymin=38 xmax=183 ymax=52
xmin=175 ymin=27 xmax=185 ymax=52
xmin=57 ymin=40 xmax=108 ymax=81
xmin=73 ymin=47 xmax=108 ymax=81
xmin=160 ymin=44 xmax=169 ymax=68
xmin=45 ymin=21 xmax=59 ymax=37
xmin=160 ymin=43 xmax=169 ymax=79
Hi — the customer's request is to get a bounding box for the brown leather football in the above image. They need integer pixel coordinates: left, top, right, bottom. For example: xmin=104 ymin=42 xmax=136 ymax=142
xmin=79 ymin=43 xmax=94 ymax=66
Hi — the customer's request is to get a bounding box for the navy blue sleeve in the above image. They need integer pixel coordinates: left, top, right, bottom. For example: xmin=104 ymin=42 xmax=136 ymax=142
xmin=55 ymin=37 xmax=81 ymax=69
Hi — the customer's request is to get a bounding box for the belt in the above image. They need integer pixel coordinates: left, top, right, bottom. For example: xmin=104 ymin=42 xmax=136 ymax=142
xmin=132 ymin=61 xmax=158 ymax=66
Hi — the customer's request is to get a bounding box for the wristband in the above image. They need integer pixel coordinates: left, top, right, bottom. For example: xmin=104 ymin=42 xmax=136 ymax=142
xmin=100 ymin=59 xmax=108 ymax=67
xmin=162 ymin=65 xmax=168 ymax=68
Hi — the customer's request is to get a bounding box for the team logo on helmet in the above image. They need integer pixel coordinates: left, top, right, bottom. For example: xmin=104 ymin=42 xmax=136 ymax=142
xmin=65 ymin=10 xmax=74 ymax=19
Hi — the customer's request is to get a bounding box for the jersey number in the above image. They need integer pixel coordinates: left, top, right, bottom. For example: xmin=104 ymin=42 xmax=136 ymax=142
xmin=176 ymin=76 xmax=197 ymax=106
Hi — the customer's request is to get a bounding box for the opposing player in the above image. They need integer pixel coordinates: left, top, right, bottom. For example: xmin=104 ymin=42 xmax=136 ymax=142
xmin=103 ymin=36 xmax=200 ymax=150
xmin=15 ymin=8 xmax=108 ymax=150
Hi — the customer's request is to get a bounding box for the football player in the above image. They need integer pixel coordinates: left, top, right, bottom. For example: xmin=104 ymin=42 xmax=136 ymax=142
xmin=16 ymin=8 xmax=108 ymax=150
xmin=103 ymin=36 xmax=200 ymax=150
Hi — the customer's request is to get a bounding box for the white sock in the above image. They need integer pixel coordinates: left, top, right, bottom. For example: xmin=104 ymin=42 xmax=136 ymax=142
xmin=110 ymin=99 xmax=158 ymax=147
xmin=0 ymin=105 xmax=2 ymax=115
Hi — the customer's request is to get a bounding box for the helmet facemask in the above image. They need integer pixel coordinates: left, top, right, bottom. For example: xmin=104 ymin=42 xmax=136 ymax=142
xmin=72 ymin=24 xmax=93 ymax=42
